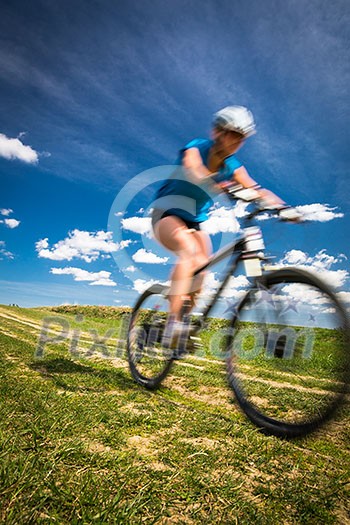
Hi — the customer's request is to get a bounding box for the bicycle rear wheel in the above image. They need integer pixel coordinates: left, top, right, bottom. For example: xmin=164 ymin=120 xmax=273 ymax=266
xmin=226 ymin=268 xmax=350 ymax=438
xmin=127 ymin=284 xmax=174 ymax=389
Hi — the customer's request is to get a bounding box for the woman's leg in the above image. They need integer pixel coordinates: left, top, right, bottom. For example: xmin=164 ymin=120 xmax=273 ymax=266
xmin=153 ymin=216 xmax=210 ymax=319
xmin=187 ymin=230 xmax=212 ymax=308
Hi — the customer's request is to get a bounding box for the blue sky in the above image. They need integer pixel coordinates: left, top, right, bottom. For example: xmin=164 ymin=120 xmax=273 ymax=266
xmin=0 ymin=0 xmax=349 ymax=313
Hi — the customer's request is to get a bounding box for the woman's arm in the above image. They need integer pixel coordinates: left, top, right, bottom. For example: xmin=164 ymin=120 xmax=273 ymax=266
xmin=182 ymin=148 xmax=212 ymax=180
xmin=222 ymin=165 xmax=286 ymax=207
xmin=182 ymin=148 xmax=226 ymax=193
xmin=183 ymin=150 xmax=285 ymax=207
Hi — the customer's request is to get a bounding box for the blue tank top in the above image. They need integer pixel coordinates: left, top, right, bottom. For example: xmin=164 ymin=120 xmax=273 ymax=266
xmin=153 ymin=138 xmax=242 ymax=222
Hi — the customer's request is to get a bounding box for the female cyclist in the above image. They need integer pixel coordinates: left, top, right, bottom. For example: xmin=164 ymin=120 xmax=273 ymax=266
xmin=151 ymin=106 xmax=285 ymax=343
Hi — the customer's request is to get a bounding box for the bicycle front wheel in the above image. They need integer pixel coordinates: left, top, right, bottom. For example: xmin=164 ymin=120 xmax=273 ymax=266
xmin=127 ymin=284 xmax=174 ymax=389
xmin=226 ymin=268 xmax=350 ymax=438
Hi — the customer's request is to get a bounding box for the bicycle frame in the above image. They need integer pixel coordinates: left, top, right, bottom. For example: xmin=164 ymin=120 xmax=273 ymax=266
xmin=185 ymin=194 xmax=273 ymax=323
xmin=192 ymin=233 xmax=247 ymax=321
xmin=161 ymin=196 xmax=279 ymax=328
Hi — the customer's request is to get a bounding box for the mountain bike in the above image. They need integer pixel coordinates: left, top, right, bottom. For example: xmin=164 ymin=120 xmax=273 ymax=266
xmin=126 ymin=186 xmax=350 ymax=438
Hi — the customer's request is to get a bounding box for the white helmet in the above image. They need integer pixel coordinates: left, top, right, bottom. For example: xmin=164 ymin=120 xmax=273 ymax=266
xmin=213 ymin=106 xmax=256 ymax=137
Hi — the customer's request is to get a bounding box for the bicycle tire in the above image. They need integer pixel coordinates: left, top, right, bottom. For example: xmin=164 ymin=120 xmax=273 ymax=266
xmin=226 ymin=268 xmax=350 ymax=438
xmin=127 ymin=284 xmax=175 ymax=389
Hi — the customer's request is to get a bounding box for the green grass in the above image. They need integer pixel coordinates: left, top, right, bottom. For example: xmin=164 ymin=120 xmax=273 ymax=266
xmin=0 ymin=304 xmax=349 ymax=524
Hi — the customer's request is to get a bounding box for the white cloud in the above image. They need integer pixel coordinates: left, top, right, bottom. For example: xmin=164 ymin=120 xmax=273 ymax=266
xmin=1 ymin=218 xmax=20 ymax=229
xmin=201 ymin=206 xmax=241 ymax=235
xmin=282 ymin=283 xmax=330 ymax=306
xmin=0 ymin=208 xmax=13 ymax=216
xmin=0 ymin=209 xmax=20 ymax=229
xmin=0 ymin=240 xmax=14 ymax=260
xmin=337 ymin=291 xmax=350 ymax=304
xmin=121 ymin=216 xmax=153 ymax=237
xmin=295 ymin=203 xmax=344 ymax=222
xmin=124 ymin=265 xmax=137 ymax=272
xmin=50 ymin=267 xmax=117 ymax=286
xmin=282 ymin=249 xmax=347 ymax=270
xmin=256 ymin=213 xmax=271 ymax=221
xmin=36 ymin=238 xmax=49 ymax=251
xmin=308 ymin=251 xmax=346 ymax=271
xmin=36 ymin=229 xmax=132 ymax=263
xmin=89 ymin=278 xmax=116 ymax=287
xmin=121 ymin=203 xmax=246 ymax=239
xmin=233 ymin=201 xmax=251 ymax=219
xmin=0 ymin=133 xmax=39 ymax=164
xmin=280 ymin=249 xmax=308 ymax=266
xmin=132 ymin=248 xmax=169 ymax=264
xmin=200 ymin=271 xmax=220 ymax=292
xmin=200 ymin=272 xmax=249 ymax=300
xmin=133 ymin=278 xmax=170 ymax=294
xmin=317 ymin=269 xmax=348 ymax=289
xmin=280 ymin=249 xmax=348 ymax=289
xmin=226 ymin=274 xmax=250 ymax=291
xmin=255 ymin=203 xmax=344 ymax=223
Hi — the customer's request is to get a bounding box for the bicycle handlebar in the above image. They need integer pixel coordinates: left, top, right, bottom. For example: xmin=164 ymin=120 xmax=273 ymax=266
xmin=221 ymin=182 xmax=303 ymax=223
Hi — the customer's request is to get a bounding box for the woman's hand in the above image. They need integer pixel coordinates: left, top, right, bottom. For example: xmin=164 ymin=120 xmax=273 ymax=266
xmin=257 ymin=188 xmax=286 ymax=209
xmin=217 ymin=180 xmax=232 ymax=190
xmin=233 ymin=166 xmax=286 ymax=207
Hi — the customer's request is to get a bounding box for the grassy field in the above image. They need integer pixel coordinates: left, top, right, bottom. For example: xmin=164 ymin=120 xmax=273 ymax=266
xmin=0 ymin=304 xmax=349 ymax=524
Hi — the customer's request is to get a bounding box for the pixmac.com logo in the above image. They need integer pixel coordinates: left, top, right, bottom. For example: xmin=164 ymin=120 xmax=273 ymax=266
xmin=34 ymin=311 xmax=316 ymax=362
xmin=35 ymin=314 xmax=130 ymax=360
xmin=209 ymin=325 xmax=315 ymax=360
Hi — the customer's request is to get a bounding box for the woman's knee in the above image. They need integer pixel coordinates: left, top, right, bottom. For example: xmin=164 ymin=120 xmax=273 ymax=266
xmin=194 ymin=253 xmax=209 ymax=269
xmin=176 ymin=250 xmax=200 ymax=272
